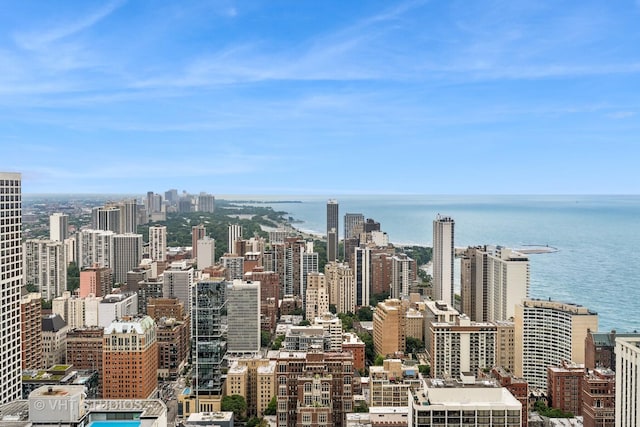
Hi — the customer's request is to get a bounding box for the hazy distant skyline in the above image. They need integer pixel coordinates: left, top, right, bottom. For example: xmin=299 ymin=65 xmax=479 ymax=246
xmin=2 ymin=1 xmax=639 ymax=194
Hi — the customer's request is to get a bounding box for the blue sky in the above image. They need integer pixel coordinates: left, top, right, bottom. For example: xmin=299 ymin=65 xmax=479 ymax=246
xmin=1 ymin=0 xmax=639 ymax=194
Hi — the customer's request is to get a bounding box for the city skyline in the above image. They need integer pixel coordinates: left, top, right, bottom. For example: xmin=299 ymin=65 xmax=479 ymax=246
xmin=1 ymin=1 xmax=640 ymax=195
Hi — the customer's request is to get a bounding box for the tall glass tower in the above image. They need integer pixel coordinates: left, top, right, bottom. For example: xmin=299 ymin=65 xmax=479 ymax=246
xmin=191 ymin=278 xmax=227 ymax=398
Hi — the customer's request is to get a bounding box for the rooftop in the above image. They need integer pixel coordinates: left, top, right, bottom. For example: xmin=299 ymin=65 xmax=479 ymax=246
xmin=104 ymin=316 xmax=155 ymax=334
xmin=187 ymin=411 xmax=233 ymax=423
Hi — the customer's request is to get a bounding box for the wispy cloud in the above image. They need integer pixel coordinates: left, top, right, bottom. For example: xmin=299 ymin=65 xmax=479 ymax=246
xmin=132 ymin=0 xmax=427 ymax=88
xmin=607 ymin=111 xmax=636 ymax=119
xmin=14 ymin=0 xmax=125 ymax=51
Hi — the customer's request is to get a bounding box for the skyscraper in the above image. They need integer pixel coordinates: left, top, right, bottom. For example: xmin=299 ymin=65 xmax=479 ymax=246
xmin=149 ymin=225 xmax=167 ymax=262
xmin=353 ymin=246 xmax=371 ymax=307
xmin=21 ymin=292 xmax=44 ymax=370
xmin=325 ymin=262 xmax=355 ymax=314
xmin=226 ymin=280 xmax=260 ymax=354
xmin=192 ymin=279 xmax=227 ymax=403
xmin=49 ymin=213 xmax=69 ymax=242
xmin=0 ymin=172 xmax=23 ymax=404
xmin=23 ymin=239 xmax=67 ymax=300
xmin=432 ymin=214 xmax=455 ymax=306
xmin=326 ymin=200 xmax=339 ymax=261
xmin=196 ymin=236 xmax=216 ymax=270
xmin=119 ymin=199 xmax=138 ymax=234
xmin=163 ymin=261 xmax=194 ymax=315
xmin=76 ymin=229 xmax=114 ymax=270
xmin=91 ymin=206 xmax=121 ymax=233
xmin=461 ymin=246 xmax=530 ymax=322
xmin=305 ymin=272 xmax=329 ymax=321
xmin=192 ymin=224 xmax=206 ymax=259
xmin=197 ymin=193 xmax=215 ymax=213
xmin=228 ymin=224 xmax=243 ymax=255
xmin=112 ymin=233 xmax=143 ymax=284
xmin=344 ymin=213 xmax=364 ymax=241
xmin=300 ymin=243 xmax=319 ymax=300
xmin=373 ymin=298 xmax=406 ymax=358
xmin=514 ymin=299 xmax=598 ymax=389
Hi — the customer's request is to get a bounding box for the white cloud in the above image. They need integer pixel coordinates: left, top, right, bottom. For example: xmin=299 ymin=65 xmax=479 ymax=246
xmin=606 ymin=111 xmax=636 ymax=119
xmin=14 ymin=0 xmax=125 ymax=51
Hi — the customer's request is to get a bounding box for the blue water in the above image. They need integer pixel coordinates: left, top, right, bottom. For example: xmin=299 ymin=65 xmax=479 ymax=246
xmin=228 ymin=195 xmax=640 ymax=333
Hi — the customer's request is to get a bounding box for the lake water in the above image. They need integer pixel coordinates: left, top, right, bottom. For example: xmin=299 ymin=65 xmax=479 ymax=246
xmin=224 ymin=195 xmax=640 ymax=332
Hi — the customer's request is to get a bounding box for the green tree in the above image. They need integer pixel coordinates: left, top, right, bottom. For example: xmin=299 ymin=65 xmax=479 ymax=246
xmin=418 ymin=365 xmax=430 ymax=376
xmin=337 ymin=312 xmax=354 ymax=331
xmin=221 ymin=395 xmax=247 ymax=420
xmin=405 ymin=337 xmax=425 ymax=355
xmin=299 ymin=319 xmax=311 ymax=326
xmin=67 ymin=262 xmax=80 ymax=292
xmin=353 ymin=401 xmax=369 ymax=413
xmin=329 ymin=304 xmax=337 ymax=314
xmin=356 ymin=306 xmax=373 ymax=321
xmin=261 ymin=331 xmax=272 ymax=348
xmin=271 ymin=335 xmax=285 ymax=350
xmin=358 ymin=332 xmax=375 ymax=365
xmin=264 ymin=396 xmax=277 ymax=415
xmin=246 ymin=417 xmax=268 ymax=427
xmin=374 ymin=354 xmax=385 ymax=366
xmin=534 ymin=401 xmax=573 ymax=418
xmin=369 ymin=292 xmax=390 ymax=306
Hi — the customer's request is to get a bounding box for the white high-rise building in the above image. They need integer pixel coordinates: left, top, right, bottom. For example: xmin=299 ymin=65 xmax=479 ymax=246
xmin=428 ymin=314 xmax=496 ymax=379
xmin=432 ymin=215 xmax=455 ymax=306
xmin=23 ymin=239 xmax=68 ymax=300
xmin=305 ymin=272 xmax=329 ymax=321
xmin=227 ymin=280 xmax=260 ymax=354
xmin=119 ymin=199 xmax=138 ymax=233
xmin=163 ymin=261 xmax=194 ymax=315
xmin=300 ymin=242 xmax=319 ymax=301
xmin=228 ymin=224 xmax=243 ymax=255
xmin=486 ymin=247 xmax=529 ymax=322
xmin=148 ymin=226 xmax=167 ymax=262
xmin=313 ymin=313 xmax=343 ymax=352
xmin=325 ymin=262 xmax=355 ymax=314
xmin=514 ymin=299 xmax=598 ymax=389
xmin=49 ymin=213 xmax=69 ymax=242
xmin=460 ymin=245 xmax=530 ymax=322
xmin=52 ymin=291 xmax=86 ymax=329
xmin=197 ymin=193 xmax=215 ymax=213
xmin=221 ymin=255 xmax=244 ymax=280
xmin=112 ymin=234 xmax=143 ymax=284
xmin=197 ymin=236 xmax=216 ymax=270
xmin=390 ymin=254 xmax=414 ymax=299
xmin=0 ymin=172 xmax=22 ymax=404
xmin=615 ymin=335 xmax=640 ymax=427
xmin=76 ymin=229 xmax=114 ymax=269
